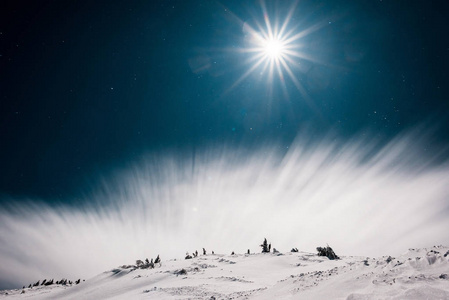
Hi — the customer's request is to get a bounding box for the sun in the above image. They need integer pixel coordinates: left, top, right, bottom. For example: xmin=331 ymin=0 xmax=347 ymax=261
xmin=263 ymin=38 xmax=285 ymax=60
xmin=227 ymin=0 xmax=326 ymax=101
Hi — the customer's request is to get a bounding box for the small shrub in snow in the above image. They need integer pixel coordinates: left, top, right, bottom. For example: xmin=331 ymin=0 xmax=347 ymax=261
xmin=260 ymin=238 xmax=270 ymax=253
xmin=154 ymin=255 xmax=161 ymax=264
xmin=316 ymin=245 xmax=339 ymax=260
xmin=136 ymin=260 xmax=144 ymax=267
xmin=125 ymin=265 xmax=135 ymax=269
xmin=44 ymin=279 xmax=54 ymax=286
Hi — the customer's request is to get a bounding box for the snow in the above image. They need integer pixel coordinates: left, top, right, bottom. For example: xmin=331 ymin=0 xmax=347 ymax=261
xmin=2 ymin=246 xmax=448 ymax=299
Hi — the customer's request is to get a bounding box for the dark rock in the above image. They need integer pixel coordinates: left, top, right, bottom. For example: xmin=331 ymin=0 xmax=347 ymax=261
xmin=176 ymin=269 xmax=187 ymax=276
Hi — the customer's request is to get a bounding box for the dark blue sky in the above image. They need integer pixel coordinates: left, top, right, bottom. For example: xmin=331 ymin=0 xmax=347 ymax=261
xmin=1 ymin=0 xmax=448 ymax=201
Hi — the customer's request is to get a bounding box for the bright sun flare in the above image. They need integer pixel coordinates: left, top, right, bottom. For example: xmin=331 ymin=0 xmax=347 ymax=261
xmin=229 ymin=1 xmax=326 ymax=101
xmin=264 ymin=38 xmax=284 ymax=59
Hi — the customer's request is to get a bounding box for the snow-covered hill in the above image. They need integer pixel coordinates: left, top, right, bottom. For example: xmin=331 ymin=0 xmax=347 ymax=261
xmin=2 ymin=246 xmax=449 ymax=299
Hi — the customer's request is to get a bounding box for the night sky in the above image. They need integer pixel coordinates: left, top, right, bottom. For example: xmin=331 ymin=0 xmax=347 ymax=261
xmin=1 ymin=0 xmax=449 ymax=201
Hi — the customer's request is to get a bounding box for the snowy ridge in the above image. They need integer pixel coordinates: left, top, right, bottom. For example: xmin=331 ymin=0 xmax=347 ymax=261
xmin=1 ymin=246 xmax=449 ymax=299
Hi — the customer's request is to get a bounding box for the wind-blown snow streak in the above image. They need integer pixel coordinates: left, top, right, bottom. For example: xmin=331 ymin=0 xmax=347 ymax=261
xmin=1 ymin=130 xmax=449 ymax=289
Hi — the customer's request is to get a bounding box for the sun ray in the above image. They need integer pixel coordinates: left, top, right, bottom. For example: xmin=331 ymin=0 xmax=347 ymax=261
xmin=253 ymin=19 xmax=269 ymax=41
xmin=282 ymin=49 xmax=325 ymax=65
xmin=278 ymin=0 xmax=299 ymax=39
xmin=282 ymin=22 xmax=328 ymax=44
xmin=278 ymin=57 xmax=325 ymax=121
xmin=260 ymin=0 xmax=274 ymax=39
xmin=275 ymin=59 xmax=290 ymax=100
xmin=224 ymin=55 xmax=267 ymax=95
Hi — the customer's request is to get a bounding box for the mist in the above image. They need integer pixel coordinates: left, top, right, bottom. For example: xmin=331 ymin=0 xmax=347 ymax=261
xmin=1 ymin=129 xmax=449 ymax=289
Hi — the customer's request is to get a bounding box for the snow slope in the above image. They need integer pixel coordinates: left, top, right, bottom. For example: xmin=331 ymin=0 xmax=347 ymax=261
xmin=2 ymin=246 xmax=449 ymax=299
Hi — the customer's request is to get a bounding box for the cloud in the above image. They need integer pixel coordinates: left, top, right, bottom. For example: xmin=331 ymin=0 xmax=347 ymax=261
xmin=1 ymin=129 xmax=449 ymax=289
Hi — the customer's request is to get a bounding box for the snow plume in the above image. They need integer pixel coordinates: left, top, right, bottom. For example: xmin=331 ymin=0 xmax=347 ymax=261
xmin=1 ymin=129 xmax=449 ymax=289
